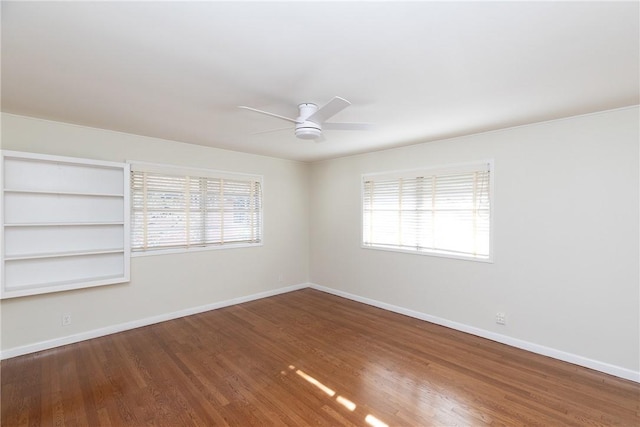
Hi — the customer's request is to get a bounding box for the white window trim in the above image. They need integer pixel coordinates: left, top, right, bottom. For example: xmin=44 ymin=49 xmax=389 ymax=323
xmin=130 ymin=240 xmax=262 ymax=258
xmin=361 ymin=160 xmax=494 ymax=263
xmin=128 ymin=161 xmax=264 ymax=257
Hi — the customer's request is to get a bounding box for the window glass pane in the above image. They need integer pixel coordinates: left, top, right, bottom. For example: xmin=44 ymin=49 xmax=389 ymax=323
xmin=130 ymin=168 xmax=262 ymax=252
xmin=362 ymin=163 xmax=491 ymax=260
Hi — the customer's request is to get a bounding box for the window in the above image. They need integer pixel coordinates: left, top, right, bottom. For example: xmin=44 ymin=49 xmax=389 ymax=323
xmin=362 ymin=162 xmax=492 ymax=261
xmin=130 ymin=163 xmax=262 ymax=253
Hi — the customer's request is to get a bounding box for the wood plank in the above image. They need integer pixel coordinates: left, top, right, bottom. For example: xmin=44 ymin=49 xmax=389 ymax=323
xmin=2 ymin=288 xmax=638 ymax=426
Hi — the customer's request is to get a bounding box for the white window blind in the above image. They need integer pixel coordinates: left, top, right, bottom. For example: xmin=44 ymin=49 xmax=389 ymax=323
xmin=130 ymin=165 xmax=262 ymax=252
xmin=362 ymin=162 xmax=492 ymax=261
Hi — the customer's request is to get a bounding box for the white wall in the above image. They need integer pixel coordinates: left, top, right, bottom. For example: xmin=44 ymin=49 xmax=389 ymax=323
xmin=310 ymin=107 xmax=639 ymax=376
xmin=0 ymin=113 xmax=310 ymax=352
xmin=2 ymin=107 xmax=639 ymax=381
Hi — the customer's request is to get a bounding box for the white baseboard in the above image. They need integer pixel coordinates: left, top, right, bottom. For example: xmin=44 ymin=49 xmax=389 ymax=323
xmin=3 ymin=282 xmax=638 ymax=384
xmin=0 ymin=283 xmax=308 ymax=360
xmin=309 ymin=283 xmax=640 ymax=383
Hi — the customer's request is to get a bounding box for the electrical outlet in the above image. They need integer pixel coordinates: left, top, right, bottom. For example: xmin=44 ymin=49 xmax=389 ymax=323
xmin=62 ymin=314 xmax=72 ymax=326
xmin=495 ymin=312 xmax=506 ymax=325
xmin=278 ymin=273 xmax=283 ymax=283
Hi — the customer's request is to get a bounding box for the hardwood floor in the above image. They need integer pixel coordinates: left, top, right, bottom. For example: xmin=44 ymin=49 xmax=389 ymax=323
xmin=2 ymin=288 xmax=639 ymax=426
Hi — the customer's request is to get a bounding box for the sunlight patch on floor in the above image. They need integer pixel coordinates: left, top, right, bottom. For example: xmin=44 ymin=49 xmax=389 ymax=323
xmin=287 ymin=364 xmax=388 ymax=426
xmin=365 ymin=413 xmax=389 ymax=427
xmin=336 ymin=395 xmax=356 ymax=411
xmin=294 ymin=368 xmax=336 ymax=397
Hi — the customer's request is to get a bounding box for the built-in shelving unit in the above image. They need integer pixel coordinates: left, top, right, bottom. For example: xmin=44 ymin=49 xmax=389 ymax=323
xmin=1 ymin=151 xmax=130 ymax=299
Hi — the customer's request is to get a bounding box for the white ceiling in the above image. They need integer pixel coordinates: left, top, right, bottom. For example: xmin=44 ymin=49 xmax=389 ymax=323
xmin=2 ymin=1 xmax=638 ymax=162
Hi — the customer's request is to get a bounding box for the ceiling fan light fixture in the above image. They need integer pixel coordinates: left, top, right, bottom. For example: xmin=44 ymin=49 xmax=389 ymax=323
xmin=295 ymin=126 xmax=322 ymax=140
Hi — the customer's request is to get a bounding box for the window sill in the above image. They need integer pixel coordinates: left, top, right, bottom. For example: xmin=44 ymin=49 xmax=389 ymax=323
xmin=131 ymin=242 xmax=263 ymax=257
xmin=361 ymin=244 xmax=493 ymax=263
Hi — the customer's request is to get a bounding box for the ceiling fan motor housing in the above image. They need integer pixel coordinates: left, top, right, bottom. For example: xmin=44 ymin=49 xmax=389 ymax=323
xmin=295 ymin=103 xmax=322 ymax=139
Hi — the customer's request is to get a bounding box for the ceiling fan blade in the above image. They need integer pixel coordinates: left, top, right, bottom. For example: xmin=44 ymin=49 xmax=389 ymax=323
xmin=238 ymin=106 xmax=299 ymax=123
xmin=307 ymin=96 xmax=351 ymax=124
xmin=323 ymin=122 xmax=375 ymax=131
xmin=251 ymin=126 xmax=293 ymax=135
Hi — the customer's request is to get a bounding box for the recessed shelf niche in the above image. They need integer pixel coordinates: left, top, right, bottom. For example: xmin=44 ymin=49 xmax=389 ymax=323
xmin=1 ymin=151 xmax=130 ymax=299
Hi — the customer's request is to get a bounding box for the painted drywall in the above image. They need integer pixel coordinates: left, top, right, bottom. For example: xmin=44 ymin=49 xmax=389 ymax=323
xmin=0 ymin=113 xmax=310 ymax=351
xmin=309 ymin=107 xmax=640 ymax=374
xmin=2 ymin=108 xmax=639 ymax=380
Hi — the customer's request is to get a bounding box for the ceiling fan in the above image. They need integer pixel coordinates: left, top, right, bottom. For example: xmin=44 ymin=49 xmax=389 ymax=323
xmin=239 ymin=96 xmax=373 ymax=140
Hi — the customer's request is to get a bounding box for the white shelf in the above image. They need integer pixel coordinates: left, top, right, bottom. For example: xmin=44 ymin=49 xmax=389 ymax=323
xmin=4 ymin=191 xmax=124 ymax=224
xmin=1 ymin=150 xmax=131 ymax=299
xmin=6 ymin=274 xmax=126 ymax=291
xmin=5 ymin=222 xmax=125 ymax=227
xmin=5 ymin=249 xmax=125 ymax=261
xmin=3 ymin=274 xmax=128 ymax=299
xmin=4 ymin=188 xmax=124 ymax=197
xmin=4 ymin=252 xmax=125 ymax=289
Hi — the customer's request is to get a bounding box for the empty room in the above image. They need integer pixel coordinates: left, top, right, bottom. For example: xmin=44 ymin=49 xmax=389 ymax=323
xmin=1 ymin=1 xmax=639 ymax=426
